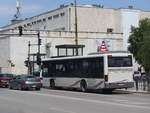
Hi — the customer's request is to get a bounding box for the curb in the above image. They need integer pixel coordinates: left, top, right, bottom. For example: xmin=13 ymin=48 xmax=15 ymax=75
xmin=115 ymin=89 xmax=150 ymax=94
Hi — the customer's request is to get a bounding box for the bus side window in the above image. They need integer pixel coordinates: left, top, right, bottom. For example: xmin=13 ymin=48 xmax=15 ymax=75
xmin=49 ymin=63 xmax=56 ymax=77
xmin=87 ymin=58 xmax=104 ymax=78
xmin=83 ymin=60 xmax=88 ymax=74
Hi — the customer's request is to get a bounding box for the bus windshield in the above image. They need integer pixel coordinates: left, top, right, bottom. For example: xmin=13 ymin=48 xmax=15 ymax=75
xmin=108 ymin=56 xmax=132 ymax=67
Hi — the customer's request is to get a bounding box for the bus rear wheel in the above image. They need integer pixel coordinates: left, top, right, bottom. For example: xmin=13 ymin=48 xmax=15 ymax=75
xmin=80 ymin=80 xmax=87 ymax=92
xmin=50 ymin=79 xmax=55 ymax=89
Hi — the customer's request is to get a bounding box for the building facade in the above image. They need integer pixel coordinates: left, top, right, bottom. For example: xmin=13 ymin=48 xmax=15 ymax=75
xmin=0 ymin=30 xmax=123 ymax=74
xmin=0 ymin=5 xmax=150 ymax=74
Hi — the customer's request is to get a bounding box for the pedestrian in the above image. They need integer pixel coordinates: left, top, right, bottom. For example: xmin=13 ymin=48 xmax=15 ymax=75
xmin=134 ymin=76 xmax=139 ymax=91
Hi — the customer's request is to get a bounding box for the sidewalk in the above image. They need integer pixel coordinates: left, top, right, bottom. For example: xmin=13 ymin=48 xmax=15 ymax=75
xmin=118 ymin=87 xmax=150 ymax=94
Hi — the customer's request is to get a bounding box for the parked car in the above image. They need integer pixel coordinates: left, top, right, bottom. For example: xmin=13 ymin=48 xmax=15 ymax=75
xmin=0 ymin=74 xmax=15 ymax=88
xmin=9 ymin=75 xmax=42 ymax=90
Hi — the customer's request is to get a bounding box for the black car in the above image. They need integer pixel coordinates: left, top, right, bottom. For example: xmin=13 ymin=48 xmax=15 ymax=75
xmin=9 ymin=75 xmax=42 ymax=90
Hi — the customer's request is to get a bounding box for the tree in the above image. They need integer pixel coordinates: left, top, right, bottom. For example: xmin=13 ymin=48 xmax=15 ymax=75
xmin=128 ymin=18 xmax=150 ymax=75
xmin=138 ymin=33 xmax=150 ymax=72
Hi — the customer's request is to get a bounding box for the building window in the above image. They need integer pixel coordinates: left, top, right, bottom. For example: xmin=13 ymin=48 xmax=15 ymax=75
xmin=53 ymin=27 xmax=65 ymax=31
xmin=48 ymin=16 xmax=52 ymax=20
xmin=37 ymin=19 xmax=42 ymax=23
xmin=32 ymin=22 xmax=34 ymax=25
xmin=61 ymin=27 xmax=65 ymax=30
xmin=43 ymin=18 xmax=46 ymax=22
xmin=27 ymin=23 xmax=31 ymax=26
xmin=32 ymin=21 xmax=37 ymax=25
xmin=33 ymin=21 xmax=37 ymax=24
xmin=53 ymin=14 xmax=59 ymax=19
xmin=24 ymin=24 xmax=26 ymax=27
xmin=44 ymin=26 xmax=46 ymax=30
xmin=60 ymin=12 xmax=65 ymax=17
xmin=107 ymin=28 xmax=113 ymax=33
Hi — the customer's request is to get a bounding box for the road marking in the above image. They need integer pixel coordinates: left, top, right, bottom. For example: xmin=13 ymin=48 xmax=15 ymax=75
xmin=48 ymin=107 xmax=76 ymax=113
xmin=111 ymin=99 xmax=148 ymax=105
xmin=10 ymin=90 xmax=150 ymax=110
xmin=111 ymin=99 xmax=129 ymax=102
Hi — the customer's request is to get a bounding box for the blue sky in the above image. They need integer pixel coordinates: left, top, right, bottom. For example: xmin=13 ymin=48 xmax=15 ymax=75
xmin=0 ymin=0 xmax=150 ymax=27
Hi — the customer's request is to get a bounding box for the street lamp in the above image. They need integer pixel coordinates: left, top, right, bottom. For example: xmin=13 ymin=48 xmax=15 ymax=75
xmin=69 ymin=0 xmax=78 ymax=55
xmin=74 ymin=0 xmax=78 ymax=46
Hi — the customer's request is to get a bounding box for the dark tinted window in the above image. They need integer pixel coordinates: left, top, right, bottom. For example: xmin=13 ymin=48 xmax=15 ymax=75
xmin=41 ymin=62 xmax=50 ymax=77
xmin=53 ymin=14 xmax=59 ymax=19
xmin=87 ymin=58 xmax=104 ymax=78
xmin=15 ymin=75 xmax=35 ymax=79
xmin=108 ymin=56 xmax=132 ymax=67
xmin=26 ymin=76 xmax=35 ymax=78
xmin=43 ymin=57 xmax=104 ymax=79
xmin=134 ymin=71 xmax=140 ymax=74
xmin=0 ymin=74 xmax=14 ymax=77
xmin=33 ymin=72 xmax=40 ymax=77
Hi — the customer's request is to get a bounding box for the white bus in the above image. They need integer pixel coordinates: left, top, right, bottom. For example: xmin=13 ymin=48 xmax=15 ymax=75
xmin=41 ymin=51 xmax=134 ymax=92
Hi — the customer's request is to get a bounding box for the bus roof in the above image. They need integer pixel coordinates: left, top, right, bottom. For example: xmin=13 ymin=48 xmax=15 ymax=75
xmin=88 ymin=51 xmax=130 ymax=55
xmin=42 ymin=51 xmax=132 ymax=62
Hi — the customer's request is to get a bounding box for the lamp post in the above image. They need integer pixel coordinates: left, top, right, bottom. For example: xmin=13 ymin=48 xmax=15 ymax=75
xmin=28 ymin=41 xmax=31 ymax=74
xmin=74 ymin=0 xmax=78 ymax=46
xmin=37 ymin=31 xmax=42 ymax=71
xmin=68 ymin=0 xmax=78 ymax=46
xmin=70 ymin=0 xmax=78 ymax=55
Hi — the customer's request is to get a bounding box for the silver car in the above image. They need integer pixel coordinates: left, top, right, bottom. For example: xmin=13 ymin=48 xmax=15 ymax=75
xmin=9 ymin=75 xmax=42 ymax=90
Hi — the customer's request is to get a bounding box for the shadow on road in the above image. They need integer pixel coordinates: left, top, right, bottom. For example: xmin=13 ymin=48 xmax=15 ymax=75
xmin=44 ymin=87 xmax=132 ymax=95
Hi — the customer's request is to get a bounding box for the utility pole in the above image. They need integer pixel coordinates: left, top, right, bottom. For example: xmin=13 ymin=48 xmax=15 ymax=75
xmin=74 ymin=0 xmax=78 ymax=55
xmin=74 ymin=0 xmax=78 ymax=45
xmin=37 ymin=31 xmax=41 ymax=54
xmin=27 ymin=32 xmax=42 ymax=73
xmin=27 ymin=32 xmax=42 ymax=75
xmin=28 ymin=41 xmax=32 ymax=74
xmin=37 ymin=31 xmax=42 ymax=70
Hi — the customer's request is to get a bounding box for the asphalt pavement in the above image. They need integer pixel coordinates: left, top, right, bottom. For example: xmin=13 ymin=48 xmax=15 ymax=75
xmin=0 ymin=88 xmax=150 ymax=113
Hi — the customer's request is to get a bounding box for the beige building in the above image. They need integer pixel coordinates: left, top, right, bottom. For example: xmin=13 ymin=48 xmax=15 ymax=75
xmin=0 ymin=5 xmax=150 ymax=74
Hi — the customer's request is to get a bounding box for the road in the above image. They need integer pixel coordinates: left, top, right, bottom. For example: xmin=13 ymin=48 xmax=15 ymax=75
xmin=0 ymin=88 xmax=150 ymax=113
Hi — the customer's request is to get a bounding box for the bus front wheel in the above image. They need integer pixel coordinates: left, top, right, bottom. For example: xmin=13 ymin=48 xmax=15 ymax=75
xmin=80 ymin=80 xmax=87 ymax=92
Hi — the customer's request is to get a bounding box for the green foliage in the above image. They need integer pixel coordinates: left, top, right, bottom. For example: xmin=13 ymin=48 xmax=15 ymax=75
xmin=138 ymin=34 xmax=150 ymax=71
xmin=128 ymin=18 xmax=150 ymax=72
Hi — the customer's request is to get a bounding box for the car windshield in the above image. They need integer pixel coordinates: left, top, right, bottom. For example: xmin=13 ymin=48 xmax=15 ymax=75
xmin=26 ymin=75 xmax=36 ymax=78
xmin=16 ymin=75 xmax=36 ymax=79
xmin=0 ymin=74 xmax=14 ymax=77
xmin=33 ymin=71 xmax=40 ymax=77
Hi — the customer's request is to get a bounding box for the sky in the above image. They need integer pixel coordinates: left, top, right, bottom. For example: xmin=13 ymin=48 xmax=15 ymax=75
xmin=0 ymin=0 xmax=150 ymax=27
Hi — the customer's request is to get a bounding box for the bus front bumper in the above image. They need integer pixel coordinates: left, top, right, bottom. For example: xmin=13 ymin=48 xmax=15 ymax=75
xmin=105 ymin=82 xmax=134 ymax=89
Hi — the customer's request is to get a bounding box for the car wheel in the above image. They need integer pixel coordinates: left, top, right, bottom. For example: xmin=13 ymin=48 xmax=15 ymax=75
xmin=36 ymin=88 xmax=41 ymax=91
xmin=18 ymin=84 xmax=23 ymax=90
xmin=9 ymin=85 xmax=13 ymax=89
xmin=5 ymin=85 xmax=8 ymax=88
